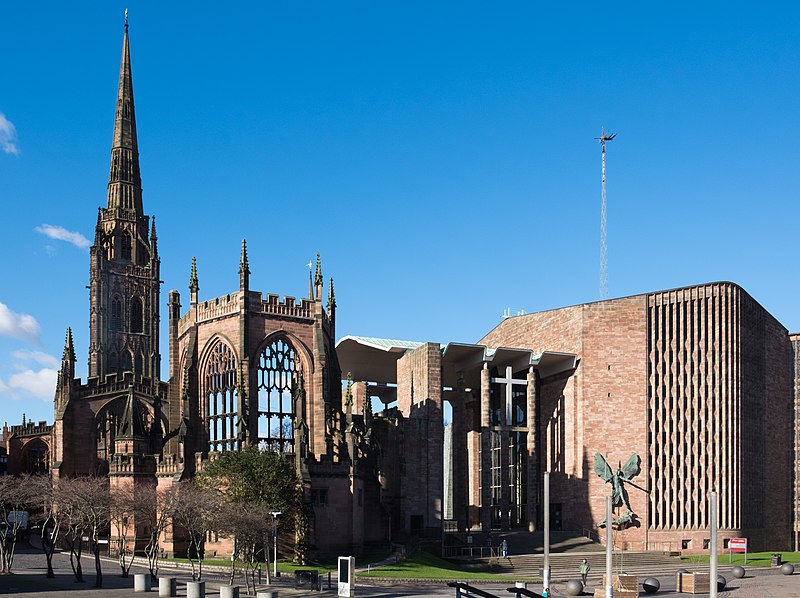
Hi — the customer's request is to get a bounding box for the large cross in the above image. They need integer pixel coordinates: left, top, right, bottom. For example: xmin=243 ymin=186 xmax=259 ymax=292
xmin=490 ymin=365 xmax=528 ymax=426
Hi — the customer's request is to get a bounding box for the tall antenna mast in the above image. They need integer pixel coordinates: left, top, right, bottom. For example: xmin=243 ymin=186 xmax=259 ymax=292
xmin=595 ymin=128 xmax=616 ymax=299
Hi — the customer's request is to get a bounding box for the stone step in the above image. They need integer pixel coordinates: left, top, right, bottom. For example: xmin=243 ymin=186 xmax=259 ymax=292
xmin=491 ymin=552 xmax=724 ymax=580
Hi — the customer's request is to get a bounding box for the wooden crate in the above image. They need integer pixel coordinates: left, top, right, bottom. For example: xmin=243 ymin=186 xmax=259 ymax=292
xmin=676 ymin=572 xmax=710 ymax=594
xmin=593 ymin=575 xmax=639 ymax=597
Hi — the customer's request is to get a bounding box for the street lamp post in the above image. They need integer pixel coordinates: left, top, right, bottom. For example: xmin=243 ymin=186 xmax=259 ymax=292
xmin=269 ymin=511 xmax=282 ymax=578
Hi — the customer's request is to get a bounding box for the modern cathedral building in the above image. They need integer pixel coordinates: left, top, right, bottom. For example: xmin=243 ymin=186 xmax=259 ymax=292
xmin=6 ymin=22 xmax=799 ymax=556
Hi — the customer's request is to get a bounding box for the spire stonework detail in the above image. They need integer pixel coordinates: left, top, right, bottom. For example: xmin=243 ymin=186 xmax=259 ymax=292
xmin=88 ymin=19 xmax=161 ymax=381
xmin=314 ymin=253 xmax=323 ymax=300
xmin=239 ymin=239 xmax=250 ymax=291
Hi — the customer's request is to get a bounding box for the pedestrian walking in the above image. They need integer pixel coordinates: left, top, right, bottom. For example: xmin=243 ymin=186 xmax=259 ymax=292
xmin=542 ymin=587 xmax=550 ymax=598
xmin=501 ymin=539 xmax=508 ymax=558
xmin=580 ymin=558 xmax=590 ymax=584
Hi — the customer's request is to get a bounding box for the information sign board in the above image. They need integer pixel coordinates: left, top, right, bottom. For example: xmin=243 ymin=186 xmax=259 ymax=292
xmin=729 ymin=537 xmax=747 ymax=563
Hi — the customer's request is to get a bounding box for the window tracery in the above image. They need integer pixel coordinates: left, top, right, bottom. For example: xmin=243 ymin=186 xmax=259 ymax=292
xmin=204 ymin=342 xmax=238 ymax=453
xmin=257 ymin=338 xmax=299 ymax=453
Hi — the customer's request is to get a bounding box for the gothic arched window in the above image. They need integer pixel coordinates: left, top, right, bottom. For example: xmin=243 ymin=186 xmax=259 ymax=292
xmin=134 ymin=353 xmax=144 ymax=376
xmin=23 ymin=440 xmax=49 ymax=475
xmin=109 ymin=351 xmax=119 ymax=372
xmin=121 ymin=231 xmax=132 ymax=261
xmin=137 ymin=241 xmax=149 ymax=266
xmin=130 ymin=297 xmax=143 ymax=333
xmin=257 ymin=338 xmax=298 ymax=453
xmin=121 ymin=351 xmax=132 ymax=372
xmin=204 ymin=342 xmax=238 ymax=453
xmin=111 ymin=296 xmax=122 ymax=331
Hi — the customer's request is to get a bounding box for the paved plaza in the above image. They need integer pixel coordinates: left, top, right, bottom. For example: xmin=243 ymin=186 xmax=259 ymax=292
xmin=2 ymin=546 xmax=800 ymax=597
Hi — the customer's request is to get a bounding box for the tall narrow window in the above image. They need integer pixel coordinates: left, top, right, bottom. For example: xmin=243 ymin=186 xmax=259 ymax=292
xmin=121 ymin=351 xmax=132 ymax=372
xmin=134 ymin=353 xmax=144 ymax=376
xmin=257 ymin=338 xmax=298 ymax=453
xmin=137 ymin=240 xmax=148 ymax=265
xmin=204 ymin=342 xmax=238 ymax=453
xmin=111 ymin=296 xmax=123 ymax=331
xmin=130 ymin=297 xmax=143 ymax=333
xmin=121 ymin=231 xmax=132 ymax=261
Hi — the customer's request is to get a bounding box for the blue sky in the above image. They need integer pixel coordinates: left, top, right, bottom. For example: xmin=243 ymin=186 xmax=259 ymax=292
xmin=2 ymin=2 xmax=799 ymax=426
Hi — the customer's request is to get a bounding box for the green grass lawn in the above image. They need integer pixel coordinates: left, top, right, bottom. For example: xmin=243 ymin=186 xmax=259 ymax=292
xmin=681 ymin=551 xmax=800 ymax=568
xmin=356 ymin=550 xmax=531 ymax=581
xmin=163 ymin=548 xmax=528 ymax=581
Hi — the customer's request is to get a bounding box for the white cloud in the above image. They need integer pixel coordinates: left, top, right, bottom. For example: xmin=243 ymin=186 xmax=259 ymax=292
xmin=0 ymin=302 xmax=40 ymax=343
xmin=3 ymin=368 xmax=58 ymax=402
xmin=0 ymin=113 xmax=19 ymax=155
xmin=0 ymin=349 xmax=60 ymax=403
xmin=11 ymin=350 xmax=60 ymax=369
xmin=35 ymin=224 xmax=91 ymax=250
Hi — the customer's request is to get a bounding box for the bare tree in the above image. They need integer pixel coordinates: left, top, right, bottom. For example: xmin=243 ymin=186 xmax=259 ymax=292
xmin=140 ymin=484 xmax=180 ymax=582
xmin=109 ymin=484 xmax=137 ymax=577
xmin=217 ymin=501 xmax=273 ymax=590
xmin=56 ymin=477 xmax=110 ymax=586
xmin=172 ymin=481 xmax=222 ymax=581
xmin=0 ymin=474 xmax=36 ymax=574
xmin=28 ymin=475 xmax=60 ymax=578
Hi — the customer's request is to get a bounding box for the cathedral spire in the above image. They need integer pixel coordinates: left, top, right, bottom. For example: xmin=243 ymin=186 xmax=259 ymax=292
xmin=106 ymin=15 xmax=143 ymax=214
xmin=239 ymin=239 xmax=250 ymax=291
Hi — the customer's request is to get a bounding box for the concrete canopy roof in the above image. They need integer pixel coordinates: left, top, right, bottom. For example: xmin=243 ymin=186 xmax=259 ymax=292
xmin=337 ymin=336 xmax=577 ymax=387
xmin=336 ymin=336 xmax=425 ymax=383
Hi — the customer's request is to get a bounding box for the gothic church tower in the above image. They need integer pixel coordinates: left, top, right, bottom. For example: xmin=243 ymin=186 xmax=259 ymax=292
xmin=52 ymin=18 xmax=168 ymax=481
xmin=89 ymin=17 xmax=161 ymax=380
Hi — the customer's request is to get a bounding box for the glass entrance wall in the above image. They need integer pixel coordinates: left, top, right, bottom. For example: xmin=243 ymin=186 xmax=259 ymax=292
xmin=488 ymin=366 xmax=529 ymax=528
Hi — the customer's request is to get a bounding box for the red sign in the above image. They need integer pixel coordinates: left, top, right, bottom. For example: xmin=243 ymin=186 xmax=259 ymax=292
xmin=729 ymin=538 xmax=747 ymax=552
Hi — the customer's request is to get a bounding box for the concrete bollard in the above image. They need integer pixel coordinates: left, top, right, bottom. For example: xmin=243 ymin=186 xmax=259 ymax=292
xmin=220 ymin=586 xmax=240 ymax=598
xmin=158 ymin=576 xmax=177 ymax=597
xmin=256 ymin=591 xmax=278 ymax=598
xmin=186 ymin=580 xmax=206 ymax=598
xmin=134 ymin=573 xmax=152 ymax=592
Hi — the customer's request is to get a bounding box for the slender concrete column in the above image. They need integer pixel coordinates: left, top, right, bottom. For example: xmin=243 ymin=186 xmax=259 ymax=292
xmin=526 ymin=366 xmax=538 ymax=532
xmin=480 ymin=363 xmax=492 ymax=532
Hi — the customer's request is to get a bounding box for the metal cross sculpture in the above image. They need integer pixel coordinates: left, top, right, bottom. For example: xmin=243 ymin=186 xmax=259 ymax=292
xmin=594 ymin=452 xmax=644 ymax=529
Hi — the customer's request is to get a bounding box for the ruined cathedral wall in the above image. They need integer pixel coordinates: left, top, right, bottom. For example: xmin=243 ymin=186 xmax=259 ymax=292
xmin=396 ymin=343 xmax=444 ymax=536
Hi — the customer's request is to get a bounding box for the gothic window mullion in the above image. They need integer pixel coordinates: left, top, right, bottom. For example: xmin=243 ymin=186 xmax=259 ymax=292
xmin=204 ymin=342 xmax=238 ymax=453
xmin=257 ymin=338 xmax=298 ymax=453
